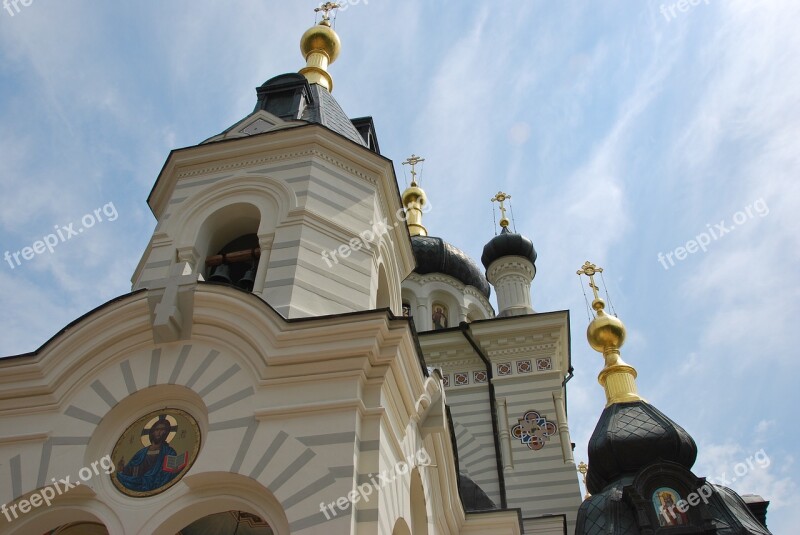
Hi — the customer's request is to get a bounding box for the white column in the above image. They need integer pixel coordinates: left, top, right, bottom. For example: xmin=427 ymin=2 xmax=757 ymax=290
xmin=553 ymin=389 xmax=574 ymax=464
xmin=498 ymin=397 xmax=514 ymax=472
xmin=253 ymin=234 xmax=274 ymax=294
xmin=487 ymin=257 xmax=535 ymax=317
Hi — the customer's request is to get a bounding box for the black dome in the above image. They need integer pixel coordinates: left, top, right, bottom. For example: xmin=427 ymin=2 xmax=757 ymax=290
xmin=411 ymin=236 xmax=491 ymax=298
xmin=481 ymin=227 xmax=537 ymax=270
xmin=586 ymin=401 xmax=697 ymax=494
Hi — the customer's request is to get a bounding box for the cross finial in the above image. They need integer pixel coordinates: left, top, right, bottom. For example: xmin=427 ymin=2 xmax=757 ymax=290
xmin=577 ymin=461 xmax=591 ymax=500
xmin=491 ymin=191 xmax=511 ymax=228
xmin=315 ymin=2 xmax=341 ymax=23
xmin=402 ymin=154 xmax=426 ymax=186
xmin=576 ymin=261 xmax=603 ymax=301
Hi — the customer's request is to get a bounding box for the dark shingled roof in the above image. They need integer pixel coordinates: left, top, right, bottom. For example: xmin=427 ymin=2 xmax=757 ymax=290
xmin=411 ymin=236 xmax=491 ymax=298
xmin=301 ymin=84 xmax=366 ymax=147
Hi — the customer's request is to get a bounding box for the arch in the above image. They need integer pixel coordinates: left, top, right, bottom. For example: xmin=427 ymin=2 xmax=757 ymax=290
xmin=410 ymin=468 xmax=430 ymax=535
xmin=170 ymin=175 xmax=295 ymax=270
xmin=144 ymin=472 xmax=290 ymax=535
xmin=193 ymin=202 xmax=262 ymax=273
xmin=6 ymin=506 xmax=119 ymax=535
xmin=466 ymin=302 xmax=486 ymax=322
xmin=376 ymin=237 xmax=403 ymax=314
xmin=392 ymin=518 xmax=412 ymax=535
xmin=376 ymin=263 xmax=391 ymax=310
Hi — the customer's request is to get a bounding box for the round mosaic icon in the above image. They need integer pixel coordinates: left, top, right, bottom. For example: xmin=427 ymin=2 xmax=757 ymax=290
xmin=110 ymin=408 xmax=201 ymax=497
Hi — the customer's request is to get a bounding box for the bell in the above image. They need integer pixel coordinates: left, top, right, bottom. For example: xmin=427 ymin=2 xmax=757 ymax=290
xmin=208 ymin=264 xmax=232 ymax=284
xmin=238 ymin=267 xmax=256 ymax=291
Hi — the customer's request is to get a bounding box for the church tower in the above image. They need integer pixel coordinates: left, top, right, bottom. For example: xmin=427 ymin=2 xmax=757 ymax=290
xmin=133 ymin=4 xmax=414 ymax=328
xmin=574 ymin=262 xmax=772 ymax=534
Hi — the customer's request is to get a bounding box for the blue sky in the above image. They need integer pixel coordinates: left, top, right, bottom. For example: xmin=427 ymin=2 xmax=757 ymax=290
xmin=1 ymin=1 xmax=797 ymax=531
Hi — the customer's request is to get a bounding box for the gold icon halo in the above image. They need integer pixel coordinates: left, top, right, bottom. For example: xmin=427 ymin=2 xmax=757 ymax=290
xmin=140 ymin=414 xmax=178 ymax=446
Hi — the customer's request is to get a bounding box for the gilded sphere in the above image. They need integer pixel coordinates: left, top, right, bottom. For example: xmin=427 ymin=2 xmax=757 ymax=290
xmin=402 ymin=185 xmax=427 ymax=206
xmin=587 ymin=311 xmax=626 ymax=353
xmin=300 ymin=24 xmax=341 ymax=63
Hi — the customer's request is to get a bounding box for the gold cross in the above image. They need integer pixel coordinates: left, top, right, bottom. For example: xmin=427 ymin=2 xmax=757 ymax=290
xmin=491 ymin=191 xmax=511 ymax=227
xmin=402 ymin=154 xmax=425 ymax=186
xmin=315 ymin=2 xmax=341 ymax=22
xmin=576 ymin=261 xmax=603 ymax=301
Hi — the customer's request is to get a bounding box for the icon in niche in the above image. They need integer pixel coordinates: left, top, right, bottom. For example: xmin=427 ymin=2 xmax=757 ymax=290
xmin=111 ymin=408 xmax=200 ymax=497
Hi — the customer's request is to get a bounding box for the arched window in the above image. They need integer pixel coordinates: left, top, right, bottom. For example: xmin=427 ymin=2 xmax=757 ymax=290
xmin=402 ymin=300 xmax=412 ymax=317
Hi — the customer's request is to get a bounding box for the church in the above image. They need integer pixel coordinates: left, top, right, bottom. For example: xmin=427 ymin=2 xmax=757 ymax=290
xmin=0 ymin=5 xmax=773 ymax=535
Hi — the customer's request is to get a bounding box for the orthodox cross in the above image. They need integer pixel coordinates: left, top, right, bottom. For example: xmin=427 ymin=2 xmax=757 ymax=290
xmin=402 ymin=154 xmax=425 ymax=186
xmin=491 ymin=191 xmax=511 ymax=227
xmin=577 ymin=461 xmax=591 ymax=500
xmin=576 ymin=261 xmax=603 ymax=301
xmin=315 ymin=2 xmax=341 ymax=22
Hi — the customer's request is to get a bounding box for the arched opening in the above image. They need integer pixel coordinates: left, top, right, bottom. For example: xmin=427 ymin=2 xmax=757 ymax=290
xmin=45 ymin=523 xmax=108 ymax=534
xmin=410 ymin=469 xmax=430 ymax=535
xmin=376 ymin=264 xmax=391 ymax=310
xmin=177 ymin=511 xmax=274 ymax=534
xmin=11 ymin=508 xmax=115 ymax=535
xmin=392 ymin=518 xmax=412 ymax=535
xmin=145 ymin=472 xmax=290 ymax=535
xmin=195 ymin=203 xmax=262 ymax=291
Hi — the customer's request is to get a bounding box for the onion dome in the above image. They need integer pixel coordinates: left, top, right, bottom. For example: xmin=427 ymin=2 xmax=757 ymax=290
xmin=411 ymin=236 xmax=491 ymax=299
xmin=586 ymin=401 xmax=697 ymax=493
xmin=481 ymin=227 xmax=537 ymax=270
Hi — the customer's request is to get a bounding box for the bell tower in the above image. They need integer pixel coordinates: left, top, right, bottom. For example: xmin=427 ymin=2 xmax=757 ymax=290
xmin=131 ymin=6 xmax=415 ymax=322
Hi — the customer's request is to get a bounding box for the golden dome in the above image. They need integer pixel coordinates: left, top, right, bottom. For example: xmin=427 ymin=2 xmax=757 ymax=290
xmin=300 ymin=21 xmax=341 ymax=64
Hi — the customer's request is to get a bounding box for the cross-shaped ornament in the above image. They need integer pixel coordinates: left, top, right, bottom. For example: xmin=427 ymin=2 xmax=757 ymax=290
xmin=402 ymin=154 xmax=425 ymax=186
xmin=315 ymin=2 xmax=341 ymax=23
xmin=491 ymin=191 xmax=511 ymax=228
xmin=576 ymin=261 xmax=603 ymax=301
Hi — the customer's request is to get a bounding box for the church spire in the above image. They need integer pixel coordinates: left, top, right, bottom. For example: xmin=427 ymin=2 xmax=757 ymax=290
xmin=299 ymin=2 xmax=342 ymax=92
xmin=577 ymin=261 xmax=642 ymax=406
xmin=401 ymin=154 xmax=428 ymax=237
